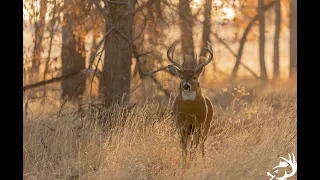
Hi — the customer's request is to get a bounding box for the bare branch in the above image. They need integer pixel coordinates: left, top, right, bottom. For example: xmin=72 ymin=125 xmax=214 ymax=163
xmin=150 ymin=76 xmax=171 ymax=97
xmin=131 ymin=44 xmax=171 ymax=96
xmin=133 ymin=45 xmax=167 ymax=78
xmin=130 ymin=79 xmax=144 ymax=93
xmin=80 ymin=69 xmax=102 ymax=78
xmin=92 ymin=0 xmax=132 ymax=43
xmin=134 ymin=0 xmax=153 ymax=14
xmin=90 ymin=44 xmax=105 ymax=102
xmin=137 ymin=51 xmax=152 ymax=58
xmin=23 ymin=69 xmax=102 ymax=92
xmin=132 ymin=0 xmax=148 ymax=41
xmin=114 ymin=28 xmax=132 ymax=43
xmin=91 ymin=0 xmax=108 ymax=21
xmin=213 ymin=33 xmax=237 ymax=57
xmin=57 ymin=28 xmax=110 ymax=115
xmin=231 ymin=1 xmax=275 ymax=79
xmin=23 ymin=72 xmax=79 ymax=92
xmin=213 ymin=33 xmax=259 ymax=79
xmin=142 ymin=66 xmax=168 ymax=77
xmin=88 ymin=29 xmax=110 ymax=70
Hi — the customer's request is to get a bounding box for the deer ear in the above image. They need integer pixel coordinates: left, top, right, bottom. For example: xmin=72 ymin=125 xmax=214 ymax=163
xmin=168 ymin=65 xmax=181 ymax=77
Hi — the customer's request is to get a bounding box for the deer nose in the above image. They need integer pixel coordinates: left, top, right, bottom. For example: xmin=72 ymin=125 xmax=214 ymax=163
xmin=183 ymin=83 xmax=191 ymax=91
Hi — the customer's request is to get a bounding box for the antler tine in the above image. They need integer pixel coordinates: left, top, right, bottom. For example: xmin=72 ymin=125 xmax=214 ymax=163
xmin=194 ymin=41 xmax=213 ymax=72
xmin=167 ymin=40 xmax=184 ymax=71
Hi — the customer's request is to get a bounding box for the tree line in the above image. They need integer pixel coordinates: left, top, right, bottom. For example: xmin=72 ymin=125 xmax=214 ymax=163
xmin=23 ymin=0 xmax=297 ymax=106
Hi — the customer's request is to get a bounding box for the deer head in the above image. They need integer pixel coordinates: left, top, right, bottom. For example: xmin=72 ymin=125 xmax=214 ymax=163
xmin=167 ymin=40 xmax=213 ymax=100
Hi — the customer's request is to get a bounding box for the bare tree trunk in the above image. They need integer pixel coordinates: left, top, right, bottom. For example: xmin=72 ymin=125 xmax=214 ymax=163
xmin=258 ymin=0 xmax=268 ymax=85
xmin=200 ymin=0 xmax=212 ymax=77
xmin=30 ymin=0 xmax=47 ymax=83
xmin=43 ymin=0 xmax=58 ymax=96
xmin=273 ymin=0 xmax=281 ymax=81
xmin=179 ymin=0 xmax=195 ymax=68
xmin=89 ymin=33 xmax=98 ymax=65
xmin=60 ymin=0 xmax=86 ymax=101
xmin=231 ymin=27 xmax=251 ymax=80
xmin=100 ymin=0 xmax=136 ymax=106
xmin=290 ymin=0 xmax=297 ymax=79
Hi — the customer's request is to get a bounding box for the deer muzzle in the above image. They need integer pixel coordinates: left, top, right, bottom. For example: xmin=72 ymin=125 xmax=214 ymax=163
xmin=182 ymin=82 xmax=191 ymax=91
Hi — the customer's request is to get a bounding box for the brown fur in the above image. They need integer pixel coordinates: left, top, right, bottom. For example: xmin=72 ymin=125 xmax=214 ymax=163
xmin=166 ymin=40 xmax=214 ymax=166
xmin=170 ymin=69 xmax=214 ymax=165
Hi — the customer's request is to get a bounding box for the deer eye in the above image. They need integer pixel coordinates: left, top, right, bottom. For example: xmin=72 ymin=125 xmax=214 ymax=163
xmin=180 ymin=76 xmax=184 ymax=80
xmin=193 ymin=76 xmax=197 ymax=80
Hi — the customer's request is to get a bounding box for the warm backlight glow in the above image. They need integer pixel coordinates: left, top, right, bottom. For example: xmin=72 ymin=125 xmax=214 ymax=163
xmin=190 ymin=0 xmax=236 ymax=20
xmin=213 ymin=0 xmax=222 ymax=6
xmin=222 ymin=7 xmax=236 ymax=20
xmin=23 ymin=0 xmax=50 ymax=22
xmin=194 ymin=0 xmax=201 ymax=5
xmin=23 ymin=6 xmax=29 ymax=20
xmin=191 ymin=0 xmax=201 ymax=9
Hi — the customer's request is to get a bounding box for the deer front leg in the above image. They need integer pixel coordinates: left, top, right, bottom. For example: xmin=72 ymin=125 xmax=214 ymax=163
xmin=190 ymin=130 xmax=200 ymax=164
xmin=180 ymin=129 xmax=188 ymax=168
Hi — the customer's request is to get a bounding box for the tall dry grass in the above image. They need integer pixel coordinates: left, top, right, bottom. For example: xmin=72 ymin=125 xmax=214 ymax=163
xmin=23 ymin=89 xmax=296 ymax=180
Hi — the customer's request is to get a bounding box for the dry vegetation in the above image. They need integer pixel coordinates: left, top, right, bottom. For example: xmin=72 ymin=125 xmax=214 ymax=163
xmin=23 ymin=86 xmax=296 ymax=180
xmin=23 ymin=0 xmax=297 ymax=178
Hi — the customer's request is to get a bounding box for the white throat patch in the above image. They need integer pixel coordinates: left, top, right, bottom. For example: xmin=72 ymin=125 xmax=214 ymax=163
xmin=182 ymin=91 xmax=196 ymax=101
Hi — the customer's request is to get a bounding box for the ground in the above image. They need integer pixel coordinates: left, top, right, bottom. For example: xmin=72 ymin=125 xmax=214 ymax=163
xmin=23 ymin=85 xmax=297 ymax=180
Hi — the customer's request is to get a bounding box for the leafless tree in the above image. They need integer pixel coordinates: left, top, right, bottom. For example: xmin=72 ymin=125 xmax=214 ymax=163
xmin=258 ymin=0 xmax=268 ymax=85
xmin=230 ymin=1 xmax=275 ymax=80
xmin=93 ymin=0 xmax=136 ymax=106
xmin=273 ymin=0 xmax=281 ymax=81
xmin=60 ymin=0 xmax=87 ymax=101
xmin=30 ymin=0 xmax=47 ymax=83
xmin=43 ymin=0 xmax=60 ymax=96
xmin=179 ymin=0 xmax=195 ymax=68
xmin=200 ymin=0 xmax=213 ymax=77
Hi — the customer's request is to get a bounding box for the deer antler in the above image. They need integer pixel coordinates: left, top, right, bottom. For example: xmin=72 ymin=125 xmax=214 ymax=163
xmin=194 ymin=41 xmax=213 ymax=72
xmin=167 ymin=40 xmax=184 ymax=71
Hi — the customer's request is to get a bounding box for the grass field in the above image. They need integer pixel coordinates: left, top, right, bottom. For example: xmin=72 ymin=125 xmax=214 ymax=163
xmin=23 ymin=86 xmax=297 ymax=180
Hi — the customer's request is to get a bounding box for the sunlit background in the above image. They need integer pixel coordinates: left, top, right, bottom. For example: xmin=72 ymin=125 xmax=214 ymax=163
xmin=23 ymin=0 xmax=294 ymax=104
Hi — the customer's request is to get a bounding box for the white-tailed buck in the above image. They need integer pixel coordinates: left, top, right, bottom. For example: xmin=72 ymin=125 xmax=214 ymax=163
xmin=167 ymin=40 xmax=214 ymax=165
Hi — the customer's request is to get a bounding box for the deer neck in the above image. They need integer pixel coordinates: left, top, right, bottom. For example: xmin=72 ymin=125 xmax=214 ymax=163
xmin=180 ymin=88 xmax=202 ymax=105
xmin=182 ymin=91 xmax=196 ymax=101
